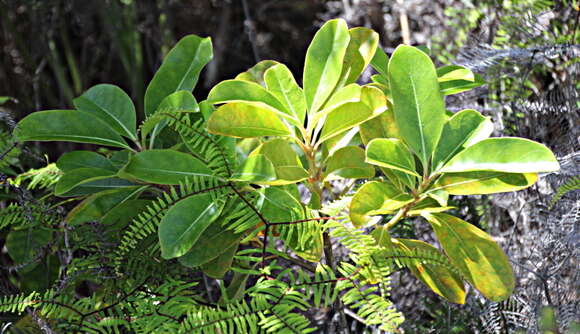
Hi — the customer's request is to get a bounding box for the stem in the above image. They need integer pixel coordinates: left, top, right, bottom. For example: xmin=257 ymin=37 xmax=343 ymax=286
xmin=385 ymin=208 xmax=407 ymax=230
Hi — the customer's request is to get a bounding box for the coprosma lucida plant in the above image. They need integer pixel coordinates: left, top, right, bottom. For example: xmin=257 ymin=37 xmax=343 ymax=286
xmin=3 ymin=19 xmax=559 ymax=333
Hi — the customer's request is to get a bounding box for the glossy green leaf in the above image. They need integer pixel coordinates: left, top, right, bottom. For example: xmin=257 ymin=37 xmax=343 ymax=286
xmin=319 ymin=86 xmax=386 ymax=144
xmin=432 ymin=109 xmax=493 ymax=171
xmin=159 ymin=193 xmax=224 ymax=259
xmin=207 ymin=79 xmax=294 ymax=122
xmin=178 ymin=217 xmax=243 ymax=267
xmin=65 ymin=186 xmax=146 ymax=225
xmin=439 ymin=138 xmax=560 ymax=174
xmin=144 ymin=35 xmax=212 ymax=117
xmin=423 ymin=213 xmax=515 ymax=302
xmin=73 ymin=84 xmax=137 ymax=140
xmin=231 ymin=154 xmax=277 ymax=183
xmin=437 ymin=66 xmax=485 ymax=95
xmin=235 ymin=60 xmax=279 ymax=86
xmin=264 ymin=64 xmax=306 ymax=124
xmin=201 ymin=242 xmax=239 ymax=278
xmin=406 ymin=197 xmax=453 ymax=216
xmin=311 ymin=84 xmax=361 ymax=126
xmin=14 ymin=110 xmax=130 ymax=149
xmin=366 ymin=138 xmax=419 ymax=177
xmin=350 ymin=181 xmax=414 ymax=227
xmin=56 ymin=151 xmax=116 ymax=172
xmin=120 ymin=149 xmax=213 ymax=185
xmin=324 ymin=146 xmax=374 ymax=181
xmin=396 ymin=238 xmax=466 ymax=304
xmin=55 ymin=168 xmax=117 ymax=196
xmin=206 ymin=103 xmax=290 ymax=138
xmin=388 ymin=45 xmax=445 ymax=165
xmin=303 ymin=19 xmax=350 ymax=114
xmin=431 ymin=171 xmax=538 ymax=195
xmin=339 ymin=27 xmax=379 ymax=86
xmin=437 ymin=65 xmax=474 ymax=82
xmin=260 ymin=187 xmax=305 ymax=223
xmin=250 ymin=139 xmax=308 ymax=184
xmin=109 ymin=150 xmax=131 ymax=169
xmin=370 ymin=47 xmax=389 ymax=78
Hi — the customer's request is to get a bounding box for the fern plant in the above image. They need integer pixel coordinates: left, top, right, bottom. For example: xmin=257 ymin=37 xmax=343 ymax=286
xmin=1 ymin=18 xmax=559 ymax=333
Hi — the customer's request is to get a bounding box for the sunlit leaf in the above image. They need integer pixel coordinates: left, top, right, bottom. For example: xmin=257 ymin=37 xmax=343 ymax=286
xmin=423 ymin=213 xmax=515 ymax=302
xmin=303 ymin=19 xmax=350 ymax=114
xmin=439 ymin=137 xmax=560 ymax=174
xmin=206 ymin=103 xmax=290 ymax=138
xmin=388 ymin=45 xmax=445 ymax=166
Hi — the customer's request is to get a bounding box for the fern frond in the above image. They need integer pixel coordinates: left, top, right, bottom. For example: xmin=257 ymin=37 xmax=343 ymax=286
xmin=0 ymin=129 xmax=20 ymax=172
xmin=158 ymin=110 xmax=234 ymax=177
xmin=337 ymin=262 xmax=405 ymax=332
xmin=12 ymin=163 xmax=62 ymax=190
xmin=0 ymin=202 xmax=60 ymax=230
xmin=549 ymin=175 xmax=580 ymax=208
xmin=319 ymin=196 xmax=351 ymax=216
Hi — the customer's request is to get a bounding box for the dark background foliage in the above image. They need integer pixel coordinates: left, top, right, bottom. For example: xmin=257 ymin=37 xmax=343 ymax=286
xmin=0 ymin=0 xmax=578 ymax=332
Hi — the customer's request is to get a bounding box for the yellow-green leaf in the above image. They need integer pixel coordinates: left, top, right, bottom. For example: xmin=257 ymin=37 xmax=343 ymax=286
xmin=206 ymin=103 xmax=290 ymax=138
xmin=366 ymin=138 xmax=419 ymax=177
xmin=440 ymin=137 xmax=560 ymax=174
xmin=303 ymin=19 xmax=350 ymax=114
xmin=431 ymin=171 xmax=538 ymax=195
xmin=423 ymin=213 xmax=515 ymax=302
xmin=324 ymin=146 xmax=375 ymax=181
xmin=350 ymin=181 xmax=413 ymax=227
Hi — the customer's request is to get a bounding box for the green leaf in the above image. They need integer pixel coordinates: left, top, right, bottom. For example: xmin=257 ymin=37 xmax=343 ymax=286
xmin=437 ymin=65 xmax=485 ymax=95
xmin=120 ymin=149 xmax=213 ymax=185
xmin=159 ymin=193 xmax=224 ymax=259
xmin=432 ymin=109 xmax=493 ymax=172
xmin=178 ymin=217 xmax=243 ymax=267
xmin=201 ymin=242 xmax=239 ymax=278
xmin=439 ymin=137 xmax=560 ymax=174
xmin=319 ymin=86 xmax=386 ymax=144
xmin=144 ymin=35 xmax=212 ymax=117
xmin=73 ymin=84 xmax=137 ymax=140
xmin=324 ymin=146 xmax=374 ymax=181
xmin=366 ymin=138 xmax=419 ymax=177
xmin=207 ymin=79 xmax=295 ymax=123
xmin=437 ymin=65 xmax=474 ymax=82
xmin=359 ymin=108 xmax=400 ymax=144
xmin=65 ymin=186 xmax=146 ymax=225
xmin=311 ymin=84 xmax=361 ymax=126
xmin=55 ymin=168 xmax=117 ymax=196
xmin=14 ymin=110 xmax=130 ymax=149
xmin=235 ymin=60 xmax=280 ymax=86
xmin=56 ymin=151 xmax=116 ymax=172
xmin=264 ymin=64 xmax=306 ymax=125
xmin=388 ymin=45 xmax=445 ymax=166
xmin=339 ymin=27 xmax=379 ymax=86
xmin=431 ymin=171 xmax=538 ymax=195
xmin=396 ymin=238 xmax=466 ymax=304
xmin=350 ymin=181 xmax=413 ymax=227
xmin=370 ymin=47 xmax=389 ymax=78
xmin=303 ymin=19 xmax=350 ymax=114
xmin=423 ymin=213 xmax=515 ymax=302
xmin=260 ymin=187 xmax=305 ymax=223
xmin=6 ymin=228 xmax=52 ymax=272
xmin=250 ymin=139 xmax=308 ymax=184
xmin=231 ymin=154 xmax=277 ymax=183
xmin=206 ymin=103 xmax=290 ymax=138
